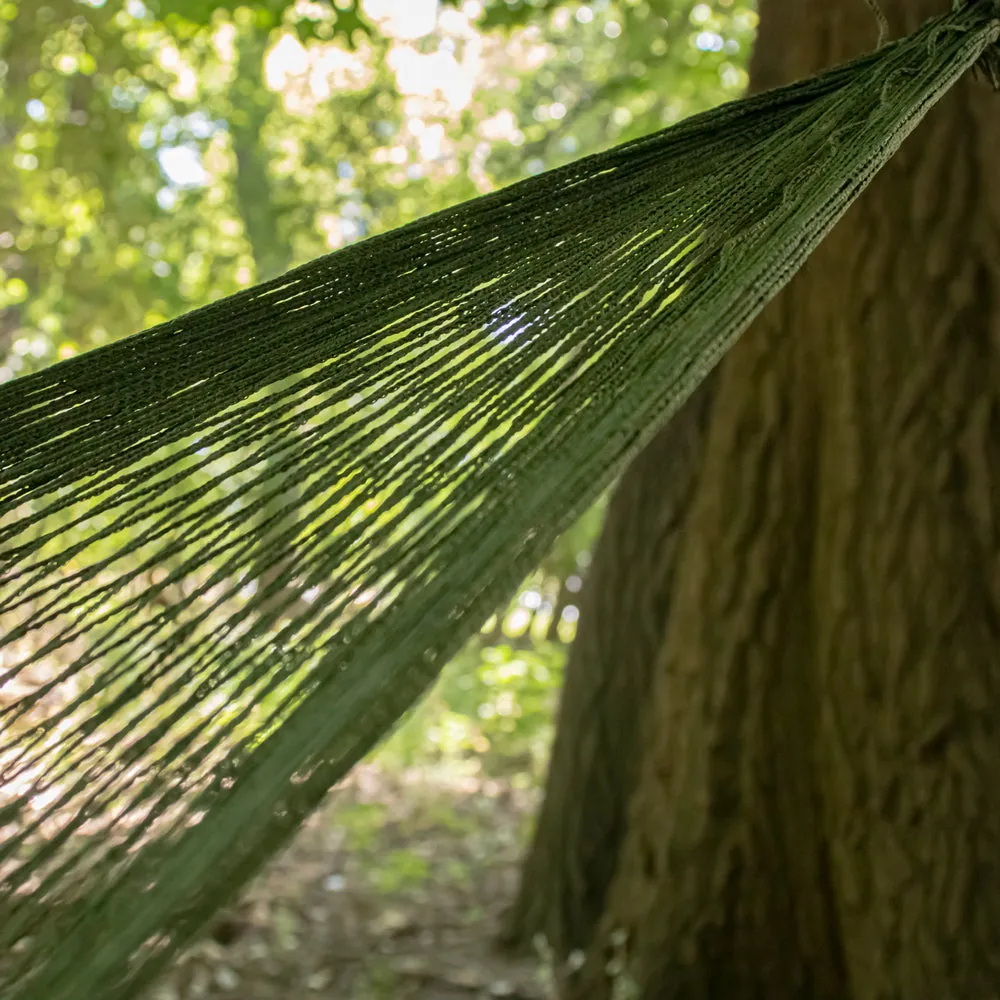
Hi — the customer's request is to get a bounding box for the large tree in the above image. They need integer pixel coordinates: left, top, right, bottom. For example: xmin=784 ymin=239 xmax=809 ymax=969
xmin=514 ymin=1 xmax=1000 ymax=997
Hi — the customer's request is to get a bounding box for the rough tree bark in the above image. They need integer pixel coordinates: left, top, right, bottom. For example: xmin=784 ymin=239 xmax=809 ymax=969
xmin=542 ymin=1 xmax=1000 ymax=998
xmin=500 ymin=378 xmax=715 ymax=958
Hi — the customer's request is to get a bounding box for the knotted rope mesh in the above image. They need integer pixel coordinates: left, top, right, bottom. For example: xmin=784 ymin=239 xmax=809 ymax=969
xmin=1 ymin=5 xmax=998 ymax=997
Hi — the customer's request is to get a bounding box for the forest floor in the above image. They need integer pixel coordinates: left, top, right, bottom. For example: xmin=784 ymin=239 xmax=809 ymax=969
xmin=153 ymin=763 xmax=549 ymax=1000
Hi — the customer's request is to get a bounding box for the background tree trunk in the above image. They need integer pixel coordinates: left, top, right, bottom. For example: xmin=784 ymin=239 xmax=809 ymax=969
xmin=500 ymin=378 xmax=715 ymax=959
xmin=554 ymin=1 xmax=1000 ymax=997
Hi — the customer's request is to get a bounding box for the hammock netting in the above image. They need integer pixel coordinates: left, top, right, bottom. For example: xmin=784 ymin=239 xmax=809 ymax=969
xmin=1 ymin=4 xmax=998 ymax=997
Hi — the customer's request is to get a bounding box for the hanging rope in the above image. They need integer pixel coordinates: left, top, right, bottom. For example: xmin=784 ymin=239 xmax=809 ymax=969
xmin=864 ymin=0 xmax=891 ymax=48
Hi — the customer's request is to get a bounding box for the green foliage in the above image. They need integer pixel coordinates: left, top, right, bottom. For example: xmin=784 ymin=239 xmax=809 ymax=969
xmin=367 ymin=849 xmax=432 ymax=893
xmin=441 ymin=0 xmax=557 ymax=31
xmin=357 ymin=962 xmax=400 ymax=1000
xmin=383 ymin=637 xmax=566 ymax=777
xmin=333 ymin=801 xmax=389 ymax=850
xmin=152 ymin=0 xmax=373 ymax=46
xmin=2 ymin=0 xmax=752 ymax=786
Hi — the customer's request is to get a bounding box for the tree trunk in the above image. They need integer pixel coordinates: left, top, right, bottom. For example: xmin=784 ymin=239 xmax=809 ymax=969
xmin=500 ymin=378 xmax=715 ymax=959
xmin=560 ymin=1 xmax=1000 ymax=998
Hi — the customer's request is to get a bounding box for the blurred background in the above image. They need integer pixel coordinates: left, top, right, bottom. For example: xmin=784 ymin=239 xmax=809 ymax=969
xmin=0 ymin=1 xmax=754 ymax=995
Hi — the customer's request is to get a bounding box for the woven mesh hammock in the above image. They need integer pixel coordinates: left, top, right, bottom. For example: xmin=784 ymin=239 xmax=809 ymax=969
xmin=1 ymin=4 xmax=999 ymax=997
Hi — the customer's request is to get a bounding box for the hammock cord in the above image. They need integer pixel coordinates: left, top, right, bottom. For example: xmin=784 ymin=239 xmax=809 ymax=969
xmin=0 ymin=5 xmax=997 ymax=998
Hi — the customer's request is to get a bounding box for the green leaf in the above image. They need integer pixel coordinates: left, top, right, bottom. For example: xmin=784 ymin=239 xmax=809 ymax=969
xmin=151 ymin=0 xmax=372 ymax=44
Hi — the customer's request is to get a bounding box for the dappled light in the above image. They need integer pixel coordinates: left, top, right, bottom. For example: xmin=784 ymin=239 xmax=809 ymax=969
xmin=3 ymin=1 xmax=998 ymax=998
xmin=0 ymin=3 xmax=757 ymax=992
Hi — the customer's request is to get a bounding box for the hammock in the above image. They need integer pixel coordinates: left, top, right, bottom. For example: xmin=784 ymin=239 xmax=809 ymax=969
xmin=1 ymin=4 xmax=997 ymax=997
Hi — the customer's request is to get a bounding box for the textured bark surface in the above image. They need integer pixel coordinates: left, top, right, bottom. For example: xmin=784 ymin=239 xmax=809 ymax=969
xmin=500 ymin=379 xmax=715 ymax=958
xmin=564 ymin=2 xmax=1000 ymax=998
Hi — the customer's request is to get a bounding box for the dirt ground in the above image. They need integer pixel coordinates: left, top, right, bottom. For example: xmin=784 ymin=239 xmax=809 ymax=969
xmin=153 ymin=763 xmax=548 ymax=1000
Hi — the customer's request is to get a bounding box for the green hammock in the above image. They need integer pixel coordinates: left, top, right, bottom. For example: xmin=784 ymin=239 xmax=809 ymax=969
xmin=1 ymin=4 xmax=998 ymax=997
